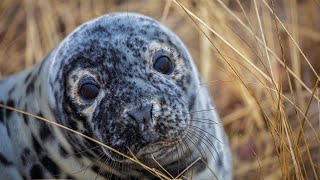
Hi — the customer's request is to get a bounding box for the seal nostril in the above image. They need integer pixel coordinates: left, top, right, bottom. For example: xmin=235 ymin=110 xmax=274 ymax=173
xmin=150 ymin=104 xmax=153 ymax=122
xmin=127 ymin=104 xmax=153 ymax=126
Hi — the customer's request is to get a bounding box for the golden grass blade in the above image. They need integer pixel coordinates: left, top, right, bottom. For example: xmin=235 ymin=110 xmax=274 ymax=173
xmin=175 ymin=157 xmax=201 ymax=179
xmin=270 ymin=1 xmax=300 ymax=178
xmin=173 ymin=0 xmax=272 ymax=83
xmin=199 ymin=5 xmax=212 ymax=82
xmin=270 ymin=1 xmax=309 ymax=177
xmin=253 ymin=0 xmax=275 ymax=84
xmin=261 ymin=0 xmax=320 ymax=81
xmin=151 ymin=155 xmax=174 ymax=179
xmin=161 ymin=0 xmax=172 ymax=23
xmin=287 ymin=0 xmax=306 ymax=112
xmin=249 ymin=143 xmax=264 ymax=180
xmin=199 ymin=158 xmax=218 ymax=180
xmin=128 ymin=148 xmax=169 ymax=180
xmin=297 ymin=79 xmax=320 ymax=144
xmin=278 ymin=90 xmax=302 ymax=178
xmin=318 ymin=88 xmax=320 ymax=132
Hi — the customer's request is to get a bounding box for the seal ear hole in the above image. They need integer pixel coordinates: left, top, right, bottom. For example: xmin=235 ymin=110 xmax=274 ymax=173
xmin=78 ymin=80 xmax=100 ymax=102
xmin=153 ymin=56 xmax=174 ymax=75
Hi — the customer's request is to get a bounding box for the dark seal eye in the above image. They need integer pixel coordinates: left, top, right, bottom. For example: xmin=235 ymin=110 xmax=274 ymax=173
xmin=153 ymin=56 xmax=174 ymax=75
xmin=79 ymin=83 xmax=100 ymax=101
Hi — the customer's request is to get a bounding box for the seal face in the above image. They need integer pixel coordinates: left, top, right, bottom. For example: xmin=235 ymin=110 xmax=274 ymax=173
xmin=50 ymin=13 xmax=195 ymax=162
xmin=0 ymin=13 xmax=232 ymax=179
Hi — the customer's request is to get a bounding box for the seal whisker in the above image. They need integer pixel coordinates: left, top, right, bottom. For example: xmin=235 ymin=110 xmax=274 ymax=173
xmin=173 ymin=141 xmax=183 ymax=175
xmin=184 ymin=134 xmax=207 ymax=161
xmin=187 ymin=108 xmax=218 ymax=114
xmin=180 ymin=138 xmax=195 ymax=175
xmin=189 ymin=119 xmax=221 ymax=126
xmin=95 ymin=156 xmax=109 ymax=180
xmin=176 ymin=139 xmax=188 ymax=174
xmin=186 ymin=129 xmax=220 ymax=162
xmin=191 ymin=117 xmax=220 ymax=124
xmin=71 ymin=152 xmax=104 ymax=175
xmin=187 ymin=125 xmax=225 ymax=144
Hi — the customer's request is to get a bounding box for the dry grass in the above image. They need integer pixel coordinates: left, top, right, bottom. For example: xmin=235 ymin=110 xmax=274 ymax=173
xmin=1 ymin=0 xmax=320 ymax=179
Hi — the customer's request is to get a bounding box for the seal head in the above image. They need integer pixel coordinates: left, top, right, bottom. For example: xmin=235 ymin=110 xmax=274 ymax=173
xmin=48 ymin=13 xmax=196 ymax=164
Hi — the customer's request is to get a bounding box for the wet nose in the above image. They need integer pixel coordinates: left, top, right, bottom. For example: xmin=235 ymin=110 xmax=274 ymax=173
xmin=128 ymin=104 xmax=153 ymax=130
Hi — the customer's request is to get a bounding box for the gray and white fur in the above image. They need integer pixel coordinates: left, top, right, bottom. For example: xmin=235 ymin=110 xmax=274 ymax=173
xmin=0 ymin=13 xmax=232 ymax=179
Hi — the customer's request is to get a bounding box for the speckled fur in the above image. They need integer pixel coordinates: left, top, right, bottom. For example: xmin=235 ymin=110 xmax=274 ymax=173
xmin=0 ymin=13 xmax=232 ymax=179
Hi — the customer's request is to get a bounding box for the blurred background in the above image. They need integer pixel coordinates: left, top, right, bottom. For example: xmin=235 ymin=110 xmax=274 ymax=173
xmin=0 ymin=0 xmax=320 ymax=179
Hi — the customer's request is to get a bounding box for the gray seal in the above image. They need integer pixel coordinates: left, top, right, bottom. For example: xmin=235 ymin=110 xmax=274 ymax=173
xmin=0 ymin=13 xmax=232 ymax=179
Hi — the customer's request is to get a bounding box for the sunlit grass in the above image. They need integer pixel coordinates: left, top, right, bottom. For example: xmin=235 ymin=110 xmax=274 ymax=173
xmin=0 ymin=0 xmax=319 ymax=179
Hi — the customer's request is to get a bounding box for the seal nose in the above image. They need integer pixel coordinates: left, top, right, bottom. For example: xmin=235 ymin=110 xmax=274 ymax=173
xmin=128 ymin=104 xmax=153 ymax=131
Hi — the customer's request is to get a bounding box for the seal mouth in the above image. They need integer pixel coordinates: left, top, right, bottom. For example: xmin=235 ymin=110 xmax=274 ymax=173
xmin=101 ymin=141 xmax=177 ymax=164
xmin=136 ymin=141 xmax=176 ymax=158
